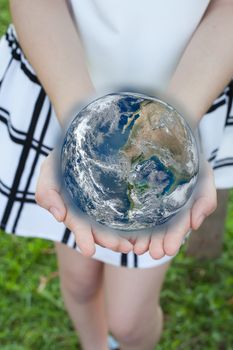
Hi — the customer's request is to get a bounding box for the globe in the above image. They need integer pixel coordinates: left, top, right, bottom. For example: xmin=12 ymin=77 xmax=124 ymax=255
xmin=60 ymin=92 xmax=199 ymax=232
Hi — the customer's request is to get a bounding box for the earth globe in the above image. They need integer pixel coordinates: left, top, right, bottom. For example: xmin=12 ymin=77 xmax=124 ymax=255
xmin=60 ymin=92 xmax=199 ymax=233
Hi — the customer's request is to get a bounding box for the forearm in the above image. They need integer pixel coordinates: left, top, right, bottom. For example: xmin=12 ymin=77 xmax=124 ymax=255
xmin=10 ymin=0 xmax=94 ymax=127
xmin=167 ymin=0 xmax=233 ymax=128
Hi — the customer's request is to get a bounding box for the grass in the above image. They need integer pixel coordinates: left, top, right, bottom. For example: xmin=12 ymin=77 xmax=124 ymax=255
xmin=0 ymin=2 xmax=233 ymax=349
xmin=0 ymin=0 xmax=10 ymax=35
xmin=1 ymin=198 xmax=233 ymax=350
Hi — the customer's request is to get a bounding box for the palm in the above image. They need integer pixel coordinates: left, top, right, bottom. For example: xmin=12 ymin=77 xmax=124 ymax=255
xmin=36 ymin=151 xmax=216 ymax=260
xmin=35 ymin=151 xmax=134 ymax=257
xmin=130 ymin=159 xmax=217 ymax=259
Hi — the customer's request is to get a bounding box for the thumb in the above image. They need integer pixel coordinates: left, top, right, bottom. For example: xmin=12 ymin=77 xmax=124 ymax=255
xmin=191 ymin=162 xmax=217 ymax=230
xmin=35 ymin=157 xmax=66 ymax=222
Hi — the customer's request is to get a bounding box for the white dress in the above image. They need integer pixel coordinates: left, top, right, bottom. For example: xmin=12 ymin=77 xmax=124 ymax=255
xmin=0 ymin=0 xmax=232 ymax=268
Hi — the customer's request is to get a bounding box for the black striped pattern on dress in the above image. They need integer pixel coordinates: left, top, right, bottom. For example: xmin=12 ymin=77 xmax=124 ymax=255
xmin=213 ymin=158 xmax=233 ymax=170
xmin=4 ymin=27 xmax=40 ymax=85
xmin=208 ymin=148 xmax=218 ymax=162
xmin=72 ymin=237 xmax=138 ymax=267
xmin=0 ymin=56 xmax=13 ymax=89
xmin=12 ymin=100 xmax=52 ymax=232
xmin=1 ymin=87 xmax=46 ymax=231
xmin=73 ymin=238 xmax=138 ymax=267
xmin=207 ymin=81 xmax=233 ymax=170
xmin=62 ymin=228 xmax=72 ymax=244
xmin=0 ymin=25 xmax=54 ymax=234
xmin=209 ymin=151 xmax=233 ymax=170
xmin=206 ymin=90 xmax=226 ymax=114
xmin=225 ymin=81 xmax=233 ymax=127
xmin=121 ymin=252 xmax=138 ymax=267
xmin=0 ymin=107 xmax=52 ymax=156
xmin=0 ymin=180 xmax=35 ymax=204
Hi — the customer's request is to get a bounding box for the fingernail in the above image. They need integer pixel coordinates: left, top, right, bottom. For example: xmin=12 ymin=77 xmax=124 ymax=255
xmin=49 ymin=207 xmax=61 ymax=221
xmin=196 ymin=214 xmax=205 ymax=229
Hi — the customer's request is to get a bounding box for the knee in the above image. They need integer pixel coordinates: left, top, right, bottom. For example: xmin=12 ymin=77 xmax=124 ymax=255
xmin=108 ymin=305 xmax=164 ymax=346
xmin=59 ymin=267 xmax=101 ymax=303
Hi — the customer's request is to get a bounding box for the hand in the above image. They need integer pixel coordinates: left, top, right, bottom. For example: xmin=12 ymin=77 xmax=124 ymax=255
xmin=35 ymin=150 xmax=133 ymax=257
xmin=131 ymin=159 xmax=217 ymax=259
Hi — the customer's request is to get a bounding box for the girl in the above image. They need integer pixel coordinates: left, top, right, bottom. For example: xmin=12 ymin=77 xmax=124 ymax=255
xmin=0 ymin=1 xmax=232 ymax=349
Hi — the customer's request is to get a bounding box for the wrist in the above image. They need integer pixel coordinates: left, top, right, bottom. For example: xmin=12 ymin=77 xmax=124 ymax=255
xmin=53 ymin=84 xmax=96 ymax=130
xmin=165 ymin=85 xmax=203 ymax=131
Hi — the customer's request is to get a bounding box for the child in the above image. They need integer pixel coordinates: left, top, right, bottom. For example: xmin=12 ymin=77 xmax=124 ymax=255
xmin=0 ymin=1 xmax=232 ymax=349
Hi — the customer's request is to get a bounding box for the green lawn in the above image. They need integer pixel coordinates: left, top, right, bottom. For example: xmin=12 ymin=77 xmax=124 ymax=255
xmin=1 ymin=2 xmax=233 ymax=349
xmin=0 ymin=0 xmax=10 ymax=35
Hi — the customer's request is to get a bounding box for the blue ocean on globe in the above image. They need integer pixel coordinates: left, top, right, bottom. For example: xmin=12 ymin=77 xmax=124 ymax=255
xmin=60 ymin=92 xmax=199 ymax=232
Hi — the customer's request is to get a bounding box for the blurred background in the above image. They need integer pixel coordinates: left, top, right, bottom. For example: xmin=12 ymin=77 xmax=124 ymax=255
xmin=0 ymin=1 xmax=233 ymax=349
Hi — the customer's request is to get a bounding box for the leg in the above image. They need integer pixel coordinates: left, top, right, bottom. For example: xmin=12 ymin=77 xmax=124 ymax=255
xmin=54 ymin=242 xmax=109 ymax=350
xmin=104 ymin=261 xmax=171 ymax=350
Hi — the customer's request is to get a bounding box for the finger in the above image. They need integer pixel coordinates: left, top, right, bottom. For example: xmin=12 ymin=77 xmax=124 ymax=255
xmin=64 ymin=210 xmax=96 ymax=257
xmin=38 ymin=152 xmax=61 ymax=189
xmin=92 ymin=228 xmax=133 ymax=253
xmin=191 ymin=166 xmax=217 ymax=230
xmin=149 ymin=229 xmax=166 ymax=259
xmin=118 ymin=233 xmax=135 ymax=252
xmin=128 ymin=236 xmax=138 ymax=245
xmin=163 ymin=211 xmax=190 ymax=256
xmin=133 ymin=233 xmax=151 ymax=255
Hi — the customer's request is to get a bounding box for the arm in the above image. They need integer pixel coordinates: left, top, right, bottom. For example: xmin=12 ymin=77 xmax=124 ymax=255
xmin=134 ymin=0 xmax=233 ymax=258
xmin=10 ymin=0 xmax=133 ymax=256
xmin=167 ymin=0 xmax=233 ymax=126
xmin=10 ymin=0 xmax=94 ymax=127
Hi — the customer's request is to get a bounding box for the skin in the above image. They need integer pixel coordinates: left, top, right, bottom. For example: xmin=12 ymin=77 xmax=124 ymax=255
xmin=10 ymin=0 xmax=233 ymax=260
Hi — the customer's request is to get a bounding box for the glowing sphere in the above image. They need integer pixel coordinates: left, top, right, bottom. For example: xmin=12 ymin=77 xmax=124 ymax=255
xmin=60 ymin=92 xmax=199 ymax=232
